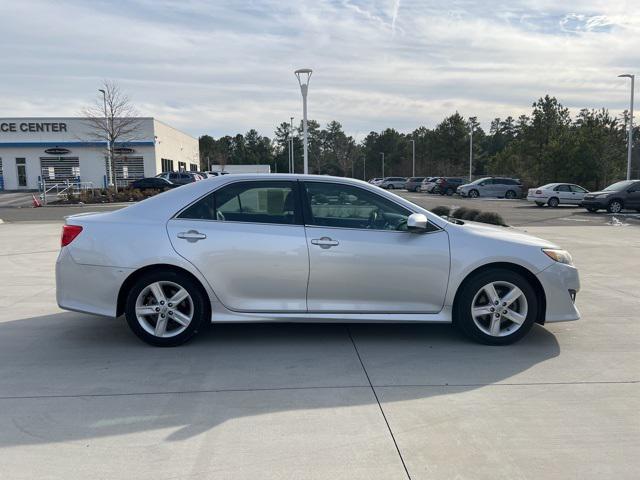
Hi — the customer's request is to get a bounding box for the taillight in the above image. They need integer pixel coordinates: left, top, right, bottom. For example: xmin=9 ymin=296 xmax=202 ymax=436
xmin=61 ymin=225 xmax=83 ymax=247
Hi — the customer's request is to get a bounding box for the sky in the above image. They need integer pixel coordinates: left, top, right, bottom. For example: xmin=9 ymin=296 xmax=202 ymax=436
xmin=0 ymin=0 xmax=638 ymax=140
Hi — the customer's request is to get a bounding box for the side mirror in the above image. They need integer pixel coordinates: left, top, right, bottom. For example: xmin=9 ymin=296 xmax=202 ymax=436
xmin=407 ymin=213 xmax=428 ymax=231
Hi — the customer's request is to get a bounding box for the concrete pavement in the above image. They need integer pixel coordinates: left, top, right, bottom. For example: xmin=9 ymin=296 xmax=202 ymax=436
xmin=0 ymin=221 xmax=638 ymax=479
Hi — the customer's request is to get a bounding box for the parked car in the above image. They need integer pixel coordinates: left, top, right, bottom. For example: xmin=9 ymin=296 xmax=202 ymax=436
xmin=527 ymin=183 xmax=589 ymax=207
xmin=458 ymin=177 xmax=523 ymax=199
xmin=404 ymin=177 xmax=426 ymax=192
xmin=129 ymin=177 xmax=178 ymax=191
xmin=155 ymin=172 xmax=199 ymax=185
xmin=56 ymin=174 xmax=580 ymax=347
xmin=581 ymin=180 xmax=640 ymax=213
xmin=379 ymin=177 xmax=407 ymax=189
xmin=418 ymin=177 xmax=439 ymax=193
xmin=368 ymin=178 xmax=383 ymax=185
xmin=434 ymin=177 xmax=465 ymax=195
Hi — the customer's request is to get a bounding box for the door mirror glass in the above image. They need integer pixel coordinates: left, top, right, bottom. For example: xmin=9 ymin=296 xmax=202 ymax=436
xmin=407 ymin=213 xmax=428 ymax=231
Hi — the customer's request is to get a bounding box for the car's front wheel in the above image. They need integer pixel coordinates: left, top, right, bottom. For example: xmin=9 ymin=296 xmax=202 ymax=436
xmin=125 ymin=270 xmax=209 ymax=346
xmin=454 ymin=269 xmax=538 ymax=345
xmin=469 ymin=189 xmax=479 ymax=198
xmin=607 ymin=199 xmax=623 ymax=213
xmin=505 ymin=190 xmax=517 ymax=200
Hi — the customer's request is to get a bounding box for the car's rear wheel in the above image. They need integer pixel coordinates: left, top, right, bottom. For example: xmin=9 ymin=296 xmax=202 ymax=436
xmin=607 ymin=200 xmax=623 ymax=213
xmin=469 ymin=189 xmax=479 ymax=198
xmin=125 ymin=270 xmax=209 ymax=347
xmin=547 ymin=197 xmax=559 ymax=208
xmin=445 ymin=187 xmax=454 ymax=196
xmin=505 ymin=190 xmax=516 ymax=200
xmin=387 ymin=184 xmax=394 ymax=190
xmin=454 ymin=269 xmax=538 ymax=345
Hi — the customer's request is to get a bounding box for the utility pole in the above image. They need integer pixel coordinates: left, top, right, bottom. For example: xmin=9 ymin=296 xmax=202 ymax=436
xmin=619 ymin=74 xmax=635 ymax=180
xmin=99 ymin=89 xmax=113 ymax=188
xmin=469 ymin=123 xmax=474 ymax=183
xmin=409 ymin=139 xmax=415 ymax=177
xmin=363 ymin=156 xmax=366 ymax=180
xmin=289 ymin=116 xmax=294 ymax=173
xmin=381 ymin=152 xmax=385 ymax=178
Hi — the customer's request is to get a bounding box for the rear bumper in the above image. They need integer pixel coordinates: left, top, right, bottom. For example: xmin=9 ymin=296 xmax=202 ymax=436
xmin=526 ymin=195 xmax=547 ymax=202
xmin=56 ymin=248 xmax=133 ymax=317
xmin=536 ymin=262 xmax=581 ymax=323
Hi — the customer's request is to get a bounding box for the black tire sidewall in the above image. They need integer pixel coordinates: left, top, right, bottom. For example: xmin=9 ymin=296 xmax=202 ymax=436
xmin=125 ymin=270 xmax=208 ymax=347
xmin=607 ymin=200 xmax=623 ymax=213
xmin=548 ymin=197 xmax=559 ymax=208
xmin=470 ymin=190 xmax=479 ymax=198
xmin=454 ymin=269 xmax=538 ymax=345
xmin=506 ymin=190 xmax=516 ymax=199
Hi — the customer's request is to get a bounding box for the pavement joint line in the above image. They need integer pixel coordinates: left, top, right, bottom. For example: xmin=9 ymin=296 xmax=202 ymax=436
xmin=347 ymin=326 xmax=413 ymax=480
xmin=0 ymin=380 xmax=637 ymax=402
xmin=0 ymin=250 xmax=59 ymax=257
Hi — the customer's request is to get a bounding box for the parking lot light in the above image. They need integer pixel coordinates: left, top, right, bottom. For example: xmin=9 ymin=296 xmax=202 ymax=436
xmin=294 ymin=69 xmax=312 ymax=175
xmin=618 ymin=74 xmax=635 ymax=180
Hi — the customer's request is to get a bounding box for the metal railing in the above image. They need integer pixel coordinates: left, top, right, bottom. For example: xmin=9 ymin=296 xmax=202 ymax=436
xmin=39 ymin=180 xmax=94 ymax=204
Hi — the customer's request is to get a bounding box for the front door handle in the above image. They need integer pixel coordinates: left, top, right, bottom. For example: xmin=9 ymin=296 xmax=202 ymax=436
xmin=311 ymin=237 xmax=339 ymax=249
xmin=177 ymin=230 xmax=207 ymax=242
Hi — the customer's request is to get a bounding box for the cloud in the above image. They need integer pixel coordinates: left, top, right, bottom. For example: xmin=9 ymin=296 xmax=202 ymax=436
xmin=0 ymin=0 xmax=637 ymax=139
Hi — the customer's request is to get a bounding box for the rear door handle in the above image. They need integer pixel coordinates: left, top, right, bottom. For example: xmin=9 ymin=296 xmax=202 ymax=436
xmin=311 ymin=237 xmax=339 ymax=249
xmin=177 ymin=230 xmax=207 ymax=242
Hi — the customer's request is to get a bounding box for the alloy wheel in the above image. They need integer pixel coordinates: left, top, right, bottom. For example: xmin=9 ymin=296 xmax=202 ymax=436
xmin=135 ymin=281 xmax=194 ymax=338
xmin=471 ymin=281 xmax=528 ymax=337
xmin=608 ymin=201 xmax=622 ymax=213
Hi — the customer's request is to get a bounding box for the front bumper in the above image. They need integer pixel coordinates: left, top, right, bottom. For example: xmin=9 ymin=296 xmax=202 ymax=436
xmin=580 ymin=198 xmax=608 ymax=208
xmin=536 ymin=262 xmax=581 ymax=322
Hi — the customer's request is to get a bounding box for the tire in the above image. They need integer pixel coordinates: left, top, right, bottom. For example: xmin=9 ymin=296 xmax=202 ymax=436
xmin=125 ymin=270 xmax=209 ymax=347
xmin=469 ymin=189 xmax=479 ymax=198
xmin=454 ymin=268 xmax=538 ymax=345
xmin=547 ymin=197 xmax=559 ymax=208
xmin=445 ymin=187 xmax=454 ymax=196
xmin=505 ymin=190 xmax=516 ymax=200
xmin=585 ymin=207 xmax=598 ymax=213
xmin=387 ymin=184 xmax=394 ymax=190
xmin=607 ymin=200 xmax=623 ymax=214
xmin=535 ymin=202 xmax=545 ymax=207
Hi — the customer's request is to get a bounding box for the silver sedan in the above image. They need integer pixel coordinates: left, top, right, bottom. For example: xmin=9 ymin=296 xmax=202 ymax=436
xmin=56 ymin=174 xmax=580 ymax=346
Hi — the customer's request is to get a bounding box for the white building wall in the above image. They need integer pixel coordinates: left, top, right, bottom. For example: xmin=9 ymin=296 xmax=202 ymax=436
xmin=153 ymin=120 xmax=200 ymax=172
xmin=0 ymin=117 xmax=198 ymax=190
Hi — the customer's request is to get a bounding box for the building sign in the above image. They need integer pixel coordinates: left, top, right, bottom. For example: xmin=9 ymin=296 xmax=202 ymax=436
xmin=0 ymin=122 xmax=68 ymax=133
xmin=114 ymin=147 xmax=135 ymax=155
xmin=44 ymin=147 xmax=71 ymax=155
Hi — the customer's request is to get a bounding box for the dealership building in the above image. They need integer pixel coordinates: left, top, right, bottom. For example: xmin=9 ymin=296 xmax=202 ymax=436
xmin=0 ymin=118 xmax=199 ymax=190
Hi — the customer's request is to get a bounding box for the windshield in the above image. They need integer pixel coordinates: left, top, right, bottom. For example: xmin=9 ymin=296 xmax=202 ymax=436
xmin=603 ymin=180 xmax=634 ymax=191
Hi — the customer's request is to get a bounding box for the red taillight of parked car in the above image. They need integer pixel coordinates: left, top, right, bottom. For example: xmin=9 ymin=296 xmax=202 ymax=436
xmin=61 ymin=225 xmax=83 ymax=247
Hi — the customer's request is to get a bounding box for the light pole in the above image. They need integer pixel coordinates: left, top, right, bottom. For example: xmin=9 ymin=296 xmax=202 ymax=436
xmin=619 ymin=74 xmax=635 ymax=180
xmin=363 ymin=156 xmax=366 ymax=180
xmin=99 ymin=89 xmax=113 ymax=188
xmin=409 ymin=139 xmax=415 ymax=177
xmin=381 ymin=152 xmax=385 ymax=178
xmin=289 ymin=116 xmax=294 ymax=173
xmin=295 ymin=68 xmax=312 ymax=174
xmin=469 ymin=122 xmax=474 ymax=183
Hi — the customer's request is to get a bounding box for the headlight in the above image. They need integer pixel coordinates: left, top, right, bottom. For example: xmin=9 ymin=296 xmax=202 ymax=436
xmin=542 ymin=248 xmax=573 ymax=265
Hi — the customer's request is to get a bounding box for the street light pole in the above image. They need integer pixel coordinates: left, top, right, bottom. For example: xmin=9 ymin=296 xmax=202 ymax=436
xmin=619 ymin=74 xmax=635 ymax=180
xmin=363 ymin=156 xmax=366 ymax=180
xmin=469 ymin=123 xmax=474 ymax=183
xmin=289 ymin=116 xmax=294 ymax=173
xmin=295 ymin=69 xmax=312 ymax=175
xmin=381 ymin=152 xmax=385 ymax=178
xmin=98 ymin=89 xmax=113 ymax=188
xmin=409 ymin=139 xmax=415 ymax=177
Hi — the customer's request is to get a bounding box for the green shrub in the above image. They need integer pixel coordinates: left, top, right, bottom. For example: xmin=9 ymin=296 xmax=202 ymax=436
xmin=474 ymin=211 xmax=507 ymax=226
xmin=430 ymin=206 xmax=451 ymax=217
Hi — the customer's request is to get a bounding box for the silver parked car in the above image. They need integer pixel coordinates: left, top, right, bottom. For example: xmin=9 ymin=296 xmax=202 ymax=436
xmin=378 ymin=177 xmax=407 ymax=189
xmin=57 ymin=174 xmax=580 ymax=347
xmin=458 ymin=177 xmax=523 ymax=199
xmin=527 ymin=183 xmax=589 ymax=207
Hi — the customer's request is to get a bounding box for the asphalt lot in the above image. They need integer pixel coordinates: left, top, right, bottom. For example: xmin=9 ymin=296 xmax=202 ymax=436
xmin=0 ymin=201 xmax=639 ymax=479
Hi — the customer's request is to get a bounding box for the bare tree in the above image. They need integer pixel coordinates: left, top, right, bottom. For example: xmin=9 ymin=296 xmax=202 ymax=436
xmin=81 ymin=80 xmax=144 ymax=190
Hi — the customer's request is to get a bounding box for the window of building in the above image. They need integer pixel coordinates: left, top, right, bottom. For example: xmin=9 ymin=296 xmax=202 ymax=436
xmin=189 ymin=164 xmax=198 ymax=172
xmin=161 ymin=158 xmax=174 ymax=172
xmin=178 ymin=161 xmax=187 ymax=172
xmin=16 ymin=158 xmax=27 ymax=187
xmin=179 ymin=181 xmax=300 ymax=225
